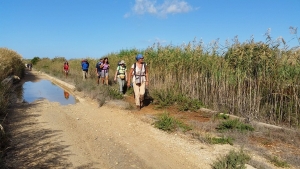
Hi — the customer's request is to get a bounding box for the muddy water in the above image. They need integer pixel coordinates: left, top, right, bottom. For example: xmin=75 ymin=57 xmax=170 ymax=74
xmin=23 ymin=79 xmax=76 ymax=105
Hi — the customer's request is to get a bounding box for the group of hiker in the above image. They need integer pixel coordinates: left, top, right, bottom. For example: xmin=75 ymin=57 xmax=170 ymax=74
xmin=62 ymin=54 xmax=149 ymax=109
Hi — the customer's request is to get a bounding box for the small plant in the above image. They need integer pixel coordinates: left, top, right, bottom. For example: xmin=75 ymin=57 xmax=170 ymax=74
xmin=214 ymin=113 xmax=230 ymax=120
xmin=151 ymin=89 xmax=177 ymax=108
xmin=154 ymin=112 xmax=191 ymax=132
xmin=108 ymin=87 xmax=123 ymax=99
xmin=206 ymin=136 xmax=234 ymax=145
xmin=270 ymin=156 xmax=289 ymax=168
xmin=216 ymin=119 xmax=254 ymax=132
xmin=176 ymin=119 xmax=192 ymax=132
xmin=178 ymin=97 xmax=204 ymax=112
xmin=126 ymin=87 xmax=134 ymax=96
xmin=212 ymin=149 xmax=251 ymax=169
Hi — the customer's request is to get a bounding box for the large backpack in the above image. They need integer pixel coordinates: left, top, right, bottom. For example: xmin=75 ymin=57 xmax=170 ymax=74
xmin=82 ymin=61 xmax=89 ymax=70
xmin=117 ymin=65 xmax=126 ymax=80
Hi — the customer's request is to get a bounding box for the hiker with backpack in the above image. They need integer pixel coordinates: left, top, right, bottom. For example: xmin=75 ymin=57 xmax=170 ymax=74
xmin=100 ymin=57 xmax=110 ymax=85
xmin=95 ymin=58 xmax=103 ymax=85
xmin=127 ymin=54 xmax=149 ymax=109
xmin=114 ymin=60 xmax=127 ymax=94
xmin=81 ymin=59 xmax=89 ymax=80
xmin=28 ymin=63 xmax=32 ymax=71
xmin=63 ymin=61 xmax=69 ymax=78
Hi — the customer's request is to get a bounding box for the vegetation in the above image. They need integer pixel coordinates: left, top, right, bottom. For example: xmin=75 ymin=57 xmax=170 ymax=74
xmin=31 ymin=56 xmax=40 ymax=65
xmin=0 ymin=47 xmax=25 ymax=168
xmin=270 ymin=156 xmax=290 ymax=168
xmin=154 ymin=112 xmax=191 ymax=132
xmin=212 ymin=149 xmax=251 ymax=169
xmin=2 ymin=29 xmax=299 ymax=168
xmin=216 ymin=119 xmax=254 ymax=132
xmin=206 ymin=135 xmax=234 ymax=145
xmin=214 ymin=113 xmax=230 ymax=120
xmin=30 ymin=32 xmax=300 ymax=128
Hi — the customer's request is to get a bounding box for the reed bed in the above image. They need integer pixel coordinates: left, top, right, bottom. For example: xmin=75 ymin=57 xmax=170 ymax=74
xmin=0 ymin=48 xmax=25 ymax=115
xmin=0 ymin=47 xmax=25 ymax=167
xmin=111 ymin=39 xmax=300 ymax=128
xmin=32 ymin=37 xmax=300 ymax=128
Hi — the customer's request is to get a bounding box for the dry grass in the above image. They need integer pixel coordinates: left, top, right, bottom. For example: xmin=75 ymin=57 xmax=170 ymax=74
xmin=0 ymin=47 xmax=25 ymax=168
xmin=185 ymin=113 xmax=300 ymax=168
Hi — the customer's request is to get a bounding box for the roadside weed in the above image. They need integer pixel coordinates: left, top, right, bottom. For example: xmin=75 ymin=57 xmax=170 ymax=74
xmin=216 ymin=119 xmax=254 ymax=132
xmin=154 ymin=112 xmax=191 ymax=132
xmin=212 ymin=149 xmax=251 ymax=169
xmin=206 ymin=135 xmax=234 ymax=145
xmin=270 ymin=156 xmax=289 ymax=168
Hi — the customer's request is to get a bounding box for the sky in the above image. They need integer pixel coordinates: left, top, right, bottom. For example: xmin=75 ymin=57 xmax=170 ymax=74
xmin=1 ymin=0 xmax=299 ymax=60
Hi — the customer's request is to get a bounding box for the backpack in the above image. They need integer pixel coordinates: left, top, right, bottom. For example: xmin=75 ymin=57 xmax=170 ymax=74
xmin=133 ymin=63 xmax=146 ymax=84
xmin=82 ymin=61 xmax=89 ymax=70
xmin=96 ymin=61 xmax=102 ymax=71
xmin=117 ymin=65 xmax=126 ymax=80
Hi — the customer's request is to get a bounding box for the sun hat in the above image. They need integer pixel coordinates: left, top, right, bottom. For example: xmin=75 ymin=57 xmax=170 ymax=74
xmin=136 ymin=54 xmax=143 ymax=61
xmin=119 ymin=60 xmax=125 ymax=64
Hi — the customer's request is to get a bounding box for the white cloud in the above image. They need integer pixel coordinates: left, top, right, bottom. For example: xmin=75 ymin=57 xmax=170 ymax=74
xmin=130 ymin=0 xmax=193 ymax=17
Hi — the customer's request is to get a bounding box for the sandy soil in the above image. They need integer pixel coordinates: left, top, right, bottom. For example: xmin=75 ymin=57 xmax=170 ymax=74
xmin=5 ymin=70 xmax=290 ymax=169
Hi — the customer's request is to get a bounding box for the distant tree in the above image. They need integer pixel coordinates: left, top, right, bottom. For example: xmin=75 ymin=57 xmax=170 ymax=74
xmin=31 ymin=57 xmax=40 ymax=65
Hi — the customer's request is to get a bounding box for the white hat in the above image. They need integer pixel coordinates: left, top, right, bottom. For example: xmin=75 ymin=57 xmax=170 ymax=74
xmin=120 ymin=60 xmax=125 ymax=64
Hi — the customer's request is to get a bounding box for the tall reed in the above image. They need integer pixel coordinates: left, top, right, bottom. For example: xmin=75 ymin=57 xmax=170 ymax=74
xmin=32 ymin=37 xmax=300 ymax=128
xmin=111 ymin=38 xmax=300 ymax=128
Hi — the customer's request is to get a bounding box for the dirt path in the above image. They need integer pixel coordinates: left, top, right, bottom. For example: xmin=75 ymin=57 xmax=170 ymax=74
xmin=6 ymin=70 xmax=222 ymax=169
xmin=6 ymin=70 xmax=291 ymax=169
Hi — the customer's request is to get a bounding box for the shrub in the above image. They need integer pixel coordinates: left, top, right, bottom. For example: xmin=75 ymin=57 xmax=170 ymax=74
xmin=154 ymin=112 xmax=191 ymax=132
xmin=207 ymin=136 xmax=234 ymax=145
xmin=31 ymin=56 xmax=40 ymax=65
xmin=108 ymin=87 xmax=123 ymax=99
xmin=212 ymin=149 xmax=251 ymax=169
xmin=216 ymin=119 xmax=254 ymax=132
xmin=270 ymin=156 xmax=289 ymax=168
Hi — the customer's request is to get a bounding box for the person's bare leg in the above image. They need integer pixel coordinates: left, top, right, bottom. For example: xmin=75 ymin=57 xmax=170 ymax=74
xmin=105 ymin=77 xmax=109 ymax=85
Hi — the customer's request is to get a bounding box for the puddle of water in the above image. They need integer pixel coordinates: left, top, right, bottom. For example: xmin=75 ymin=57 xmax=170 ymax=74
xmin=23 ymin=79 xmax=77 ymax=105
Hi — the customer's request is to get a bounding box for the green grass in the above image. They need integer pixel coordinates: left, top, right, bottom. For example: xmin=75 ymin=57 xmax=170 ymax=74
xmin=270 ymin=156 xmax=289 ymax=168
xmin=154 ymin=112 xmax=192 ymax=132
xmin=207 ymin=136 xmax=234 ymax=145
xmin=151 ymin=88 xmax=204 ymax=112
xmin=216 ymin=119 xmax=254 ymax=132
xmin=212 ymin=149 xmax=251 ymax=169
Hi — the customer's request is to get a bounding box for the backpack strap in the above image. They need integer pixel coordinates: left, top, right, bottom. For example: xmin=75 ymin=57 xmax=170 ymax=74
xmin=134 ymin=63 xmax=146 ymax=75
xmin=118 ymin=65 xmax=126 ymax=75
xmin=134 ymin=63 xmax=146 ymax=84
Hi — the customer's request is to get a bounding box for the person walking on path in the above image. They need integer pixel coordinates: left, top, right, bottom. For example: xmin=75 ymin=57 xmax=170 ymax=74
xmin=95 ymin=58 xmax=103 ymax=85
xmin=81 ymin=59 xmax=89 ymax=80
xmin=114 ymin=60 xmax=127 ymax=94
xmin=63 ymin=61 xmax=69 ymax=78
xmin=100 ymin=57 xmax=110 ymax=85
xmin=127 ymin=54 xmax=149 ymax=109
xmin=28 ymin=63 xmax=32 ymax=71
